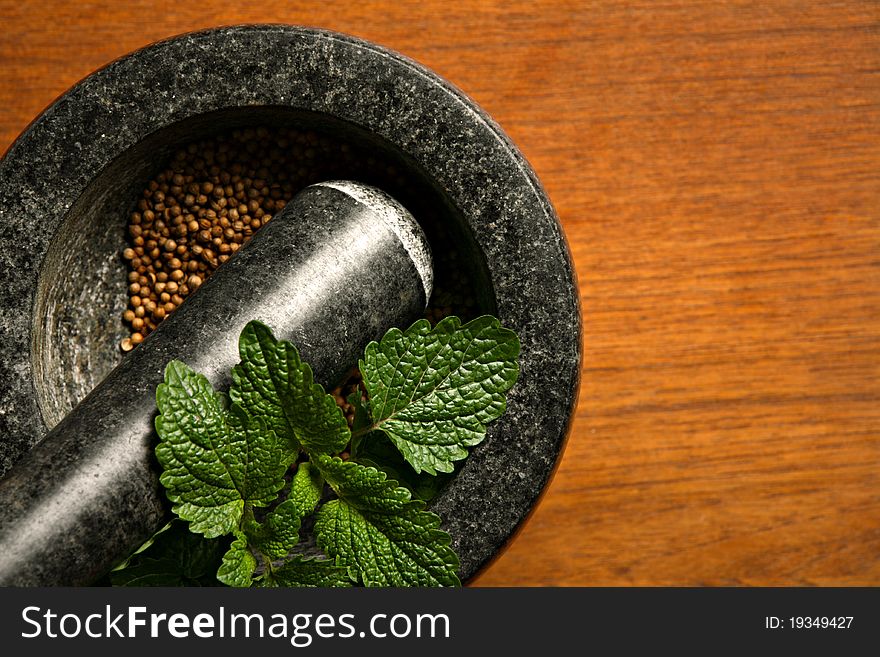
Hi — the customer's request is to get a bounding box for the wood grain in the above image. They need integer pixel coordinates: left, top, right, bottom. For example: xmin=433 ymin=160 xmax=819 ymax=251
xmin=1 ymin=0 xmax=878 ymax=585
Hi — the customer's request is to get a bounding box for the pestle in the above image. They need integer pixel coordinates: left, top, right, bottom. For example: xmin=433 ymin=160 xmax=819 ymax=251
xmin=0 ymin=180 xmax=433 ymax=586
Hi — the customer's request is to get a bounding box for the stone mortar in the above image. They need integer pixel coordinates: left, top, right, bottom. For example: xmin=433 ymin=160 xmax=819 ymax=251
xmin=0 ymin=25 xmax=581 ymax=582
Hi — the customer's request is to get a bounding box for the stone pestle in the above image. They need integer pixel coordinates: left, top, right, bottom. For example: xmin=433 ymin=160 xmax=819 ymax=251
xmin=0 ymin=181 xmax=433 ymax=586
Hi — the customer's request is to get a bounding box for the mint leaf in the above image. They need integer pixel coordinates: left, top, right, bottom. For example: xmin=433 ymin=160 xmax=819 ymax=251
xmin=156 ymin=360 xmax=286 ymax=537
xmin=217 ymin=534 xmax=256 ymax=587
xmin=239 ymin=463 xmax=323 ymax=563
xmin=245 ymin=500 xmax=301 ymax=560
xmin=289 ymin=461 xmax=324 ymax=518
xmin=259 ymin=556 xmax=352 ymax=588
xmin=355 ymin=431 xmax=452 ymax=502
xmin=231 ymin=321 xmax=350 ymax=457
xmin=111 ymin=521 xmax=228 ymax=587
xmin=360 ymin=315 xmax=520 ymax=474
xmin=313 ymin=455 xmax=460 ymax=586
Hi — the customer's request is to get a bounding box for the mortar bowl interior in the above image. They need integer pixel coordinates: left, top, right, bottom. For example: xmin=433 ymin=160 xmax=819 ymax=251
xmin=32 ymin=106 xmax=495 ymax=430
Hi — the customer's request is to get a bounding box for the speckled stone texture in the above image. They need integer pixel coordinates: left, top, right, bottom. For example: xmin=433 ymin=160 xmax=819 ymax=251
xmin=0 ymin=26 xmax=581 ymax=582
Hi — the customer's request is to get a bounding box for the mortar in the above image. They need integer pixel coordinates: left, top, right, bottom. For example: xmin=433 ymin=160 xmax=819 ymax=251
xmin=0 ymin=25 xmax=581 ymax=582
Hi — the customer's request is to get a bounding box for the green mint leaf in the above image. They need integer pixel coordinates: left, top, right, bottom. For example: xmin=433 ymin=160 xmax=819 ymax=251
xmin=313 ymin=455 xmax=460 ymax=587
xmin=217 ymin=534 xmax=256 ymax=587
xmin=289 ymin=461 xmax=324 ymax=518
xmin=245 ymin=500 xmax=301 ymax=560
xmin=231 ymin=321 xmax=350 ymax=457
xmin=259 ymin=556 xmax=352 ymax=588
xmin=355 ymin=431 xmax=452 ymax=502
xmin=110 ymin=521 xmax=228 ymax=587
xmin=242 ymin=462 xmax=324 ymax=563
xmin=360 ymin=315 xmax=520 ymax=474
xmin=156 ymin=360 xmax=286 ymax=537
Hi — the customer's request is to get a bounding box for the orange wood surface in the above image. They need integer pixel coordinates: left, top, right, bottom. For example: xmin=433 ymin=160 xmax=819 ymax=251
xmin=2 ymin=0 xmax=879 ymax=586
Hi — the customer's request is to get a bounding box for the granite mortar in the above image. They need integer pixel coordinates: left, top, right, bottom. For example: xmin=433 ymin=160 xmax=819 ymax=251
xmin=0 ymin=25 xmax=581 ymax=582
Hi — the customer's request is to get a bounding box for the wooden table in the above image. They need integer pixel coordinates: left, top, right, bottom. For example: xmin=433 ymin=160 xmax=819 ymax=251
xmin=2 ymin=0 xmax=878 ymax=586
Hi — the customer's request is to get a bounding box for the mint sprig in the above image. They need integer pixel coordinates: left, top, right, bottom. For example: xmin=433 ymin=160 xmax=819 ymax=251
xmin=114 ymin=315 xmax=519 ymax=587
